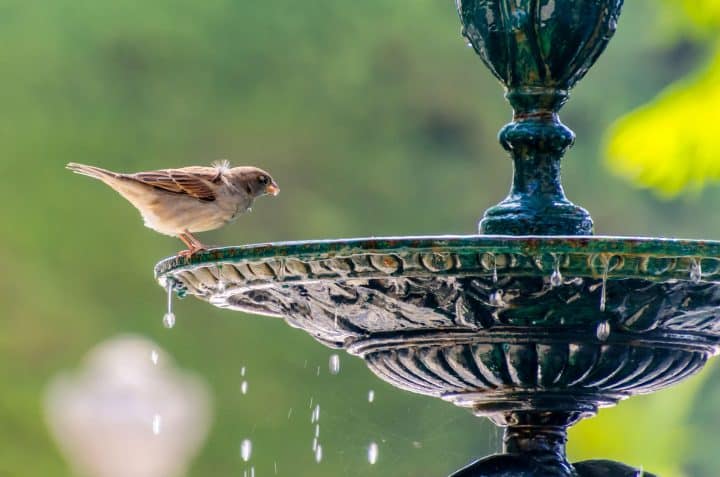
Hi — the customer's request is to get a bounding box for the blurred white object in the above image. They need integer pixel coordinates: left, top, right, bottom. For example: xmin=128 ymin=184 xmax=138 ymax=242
xmin=45 ymin=335 xmax=212 ymax=477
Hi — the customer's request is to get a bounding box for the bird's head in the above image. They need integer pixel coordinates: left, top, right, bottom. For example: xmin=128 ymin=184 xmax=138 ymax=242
xmin=228 ymin=166 xmax=280 ymax=198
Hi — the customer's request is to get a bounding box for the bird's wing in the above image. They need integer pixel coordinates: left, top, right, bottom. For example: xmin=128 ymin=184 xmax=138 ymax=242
xmin=128 ymin=167 xmax=222 ymax=202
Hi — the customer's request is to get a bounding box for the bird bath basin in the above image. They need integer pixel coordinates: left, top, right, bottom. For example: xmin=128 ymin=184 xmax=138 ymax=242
xmin=154 ymin=1 xmax=720 ymax=475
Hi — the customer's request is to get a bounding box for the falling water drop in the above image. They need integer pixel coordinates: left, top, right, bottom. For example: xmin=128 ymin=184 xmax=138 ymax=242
xmin=315 ymin=444 xmax=323 ymax=463
xmin=368 ymin=442 xmax=379 ymax=464
xmin=329 ymin=354 xmax=341 ymax=375
xmin=690 ymin=258 xmax=702 ymax=283
xmin=163 ymin=280 xmax=176 ymax=329
xmin=489 ymin=290 xmax=505 ymax=307
xmin=241 ymin=366 xmax=246 ymax=377
xmin=241 ymin=381 xmax=248 ymax=395
xmin=492 ymin=254 xmax=498 ymax=284
xmin=150 ymin=350 xmax=159 ymax=365
xmin=599 ymin=255 xmax=609 ymax=312
xmin=311 ymin=404 xmax=320 ymax=423
xmin=250 ymin=467 xmax=255 ymax=477
xmin=550 ymin=255 xmax=563 ymax=288
xmin=152 ymin=414 xmax=162 ymax=435
xmin=315 ymin=424 xmax=320 ymax=438
xmin=216 ymin=267 xmax=226 ymax=293
xmin=287 ymin=408 xmax=293 ymax=419
xmin=596 ymin=321 xmax=611 ymax=341
xmin=274 ymin=461 xmax=278 ymax=474
xmin=240 ymin=439 xmax=252 ymax=462
xmin=368 ymin=390 xmax=375 ymax=403
xmin=312 ymin=437 xmax=318 ymax=451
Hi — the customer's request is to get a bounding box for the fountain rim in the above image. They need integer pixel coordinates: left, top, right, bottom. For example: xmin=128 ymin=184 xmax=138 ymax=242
xmin=155 ymin=234 xmax=720 ymax=278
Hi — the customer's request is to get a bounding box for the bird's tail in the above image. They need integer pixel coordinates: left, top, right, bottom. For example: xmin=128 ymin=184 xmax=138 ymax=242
xmin=66 ymin=162 xmax=120 ymax=180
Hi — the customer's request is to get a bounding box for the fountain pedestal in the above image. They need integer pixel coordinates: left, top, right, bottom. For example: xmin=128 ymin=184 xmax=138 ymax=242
xmin=156 ymin=1 xmax=718 ymax=475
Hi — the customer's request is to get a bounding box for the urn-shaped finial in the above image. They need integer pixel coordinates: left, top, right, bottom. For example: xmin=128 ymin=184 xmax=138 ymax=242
xmin=457 ymin=0 xmax=624 ymax=235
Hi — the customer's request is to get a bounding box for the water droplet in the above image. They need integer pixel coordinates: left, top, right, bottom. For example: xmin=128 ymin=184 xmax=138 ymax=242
xmin=599 ymin=255 xmax=609 ymax=312
xmin=368 ymin=390 xmax=375 ymax=403
xmin=368 ymin=442 xmax=379 ymax=464
xmin=690 ymin=258 xmax=702 ymax=283
xmin=151 ymin=350 xmax=159 ymax=365
xmin=550 ymin=255 xmax=563 ymax=287
xmin=250 ymin=467 xmax=255 ymax=477
xmin=491 ymin=254 xmax=498 ymax=284
xmin=241 ymin=381 xmax=248 ymax=395
xmin=489 ymin=290 xmax=505 ymax=307
xmin=316 ymin=366 xmax=321 ymax=376
xmin=274 ymin=461 xmax=278 ymax=474
xmin=152 ymin=414 xmax=162 ymax=435
xmin=329 ymin=354 xmax=341 ymax=375
xmin=412 ymin=441 xmax=423 ymax=448
xmin=163 ymin=312 xmax=176 ymax=329
xmin=596 ymin=321 xmax=611 ymax=341
xmin=241 ymin=366 xmax=246 ymax=377
xmin=163 ymin=280 xmax=176 ymax=328
xmin=466 ymin=41 xmax=472 ymax=48
xmin=287 ymin=408 xmax=293 ymax=419
xmin=312 ymin=437 xmax=318 ymax=451
xmin=240 ymin=439 xmax=252 ymax=461
xmin=311 ymin=404 xmax=320 ymax=423
xmin=315 ymin=424 xmax=320 ymax=438
xmin=315 ymin=444 xmax=323 ymax=463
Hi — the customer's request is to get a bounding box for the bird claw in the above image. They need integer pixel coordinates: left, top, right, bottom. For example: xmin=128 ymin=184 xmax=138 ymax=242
xmin=178 ymin=247 xmax=207 ymax=258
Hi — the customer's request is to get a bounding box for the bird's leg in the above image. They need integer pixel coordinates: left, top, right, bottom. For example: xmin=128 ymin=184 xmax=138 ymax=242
xmin=177 ymin=232 xmax=207 ymax=258
xmin=184 ymin=231 xmax=208 ymax=251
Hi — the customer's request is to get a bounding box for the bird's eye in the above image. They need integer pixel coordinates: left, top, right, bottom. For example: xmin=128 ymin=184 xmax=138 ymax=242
xmin=258 ymin=175 xmax=269 ymax=185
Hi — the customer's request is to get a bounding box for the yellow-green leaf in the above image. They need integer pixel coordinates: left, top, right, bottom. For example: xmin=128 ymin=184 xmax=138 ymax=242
xmin=605 ymin=45 xmax=720 ymax=197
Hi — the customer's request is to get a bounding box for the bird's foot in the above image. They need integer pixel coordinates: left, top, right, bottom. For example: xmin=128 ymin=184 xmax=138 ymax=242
xmin=177 ymin=246 xmax=207 ymax=258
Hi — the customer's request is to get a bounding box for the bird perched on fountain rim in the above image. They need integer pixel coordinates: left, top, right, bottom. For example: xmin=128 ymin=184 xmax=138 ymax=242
xmin=66 ymin=160 xmax=279 ymax=257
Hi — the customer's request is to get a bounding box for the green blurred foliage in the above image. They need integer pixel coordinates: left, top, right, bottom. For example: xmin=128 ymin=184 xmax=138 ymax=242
xmin=606 ymin=0 xmax=720 ymax=197
xmin=1 ymin=1 xmax=720 ymax=476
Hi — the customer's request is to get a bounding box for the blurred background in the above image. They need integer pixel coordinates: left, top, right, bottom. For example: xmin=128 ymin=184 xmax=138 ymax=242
xmin=1 ymin=0 xmax=719 ymax=476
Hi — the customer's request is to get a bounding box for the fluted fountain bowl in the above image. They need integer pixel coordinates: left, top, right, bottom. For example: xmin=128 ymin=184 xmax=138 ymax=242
xmin=155 ymin=235 xmax=720 ymax=423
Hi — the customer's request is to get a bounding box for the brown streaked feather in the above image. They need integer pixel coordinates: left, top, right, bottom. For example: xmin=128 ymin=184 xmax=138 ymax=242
xmin=127 ymin=167 xmax=222 ymax=202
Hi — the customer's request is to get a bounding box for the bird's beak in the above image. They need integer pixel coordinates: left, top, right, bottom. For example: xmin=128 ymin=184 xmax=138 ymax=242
xmin=266 ymin=182 xmax=280 ymax=196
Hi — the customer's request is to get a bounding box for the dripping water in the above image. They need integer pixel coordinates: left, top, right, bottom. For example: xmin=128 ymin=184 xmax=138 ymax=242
xmin=311 ymin=404 xmax=320 ymax=423
xmin=152 ymin=414 xmax=162 ymax=435
xmin=163 ymin=279 xmax=176 ymax=329
xmin=690 ymin=258 xmax=702 ymax=283
xmin=368 ymin=442 xmax=379 ymax=464
xmin=550 ymin=254 xmax=563 ymax=288
xmin=240 ymin=439 xmax=252 ymax=462
xmin=599 ymin=255 xmax=609 ymax=312
xmin=489 ymin=290 xmax=505 ymax=307
xmin=491 ymin=253 xmax=498 ymax=284
xmin=597 ymin=320 xmax=611 ymax=341
xmin=329 ymin=354 xmax=341 ymax=375
xmin=368 ymin=390 xmax=375 ymax=403
xmin=150 ymin=350 xmax=159 ymax=365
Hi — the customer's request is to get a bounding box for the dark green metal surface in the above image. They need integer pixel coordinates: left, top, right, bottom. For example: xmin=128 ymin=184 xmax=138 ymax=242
xmin=157 ymin=235 xmax=718 ymax=476
xmin=458 ymin=0 xmax=624 ymax=235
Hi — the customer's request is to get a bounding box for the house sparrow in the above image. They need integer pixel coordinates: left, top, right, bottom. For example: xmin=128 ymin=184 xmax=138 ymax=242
xmin=66 ymin=160 xmax=279 ymax=256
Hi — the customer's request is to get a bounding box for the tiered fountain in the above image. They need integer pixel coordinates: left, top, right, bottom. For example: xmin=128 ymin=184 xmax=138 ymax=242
xmin=155 ymin=1 xmax=720 ymax=475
